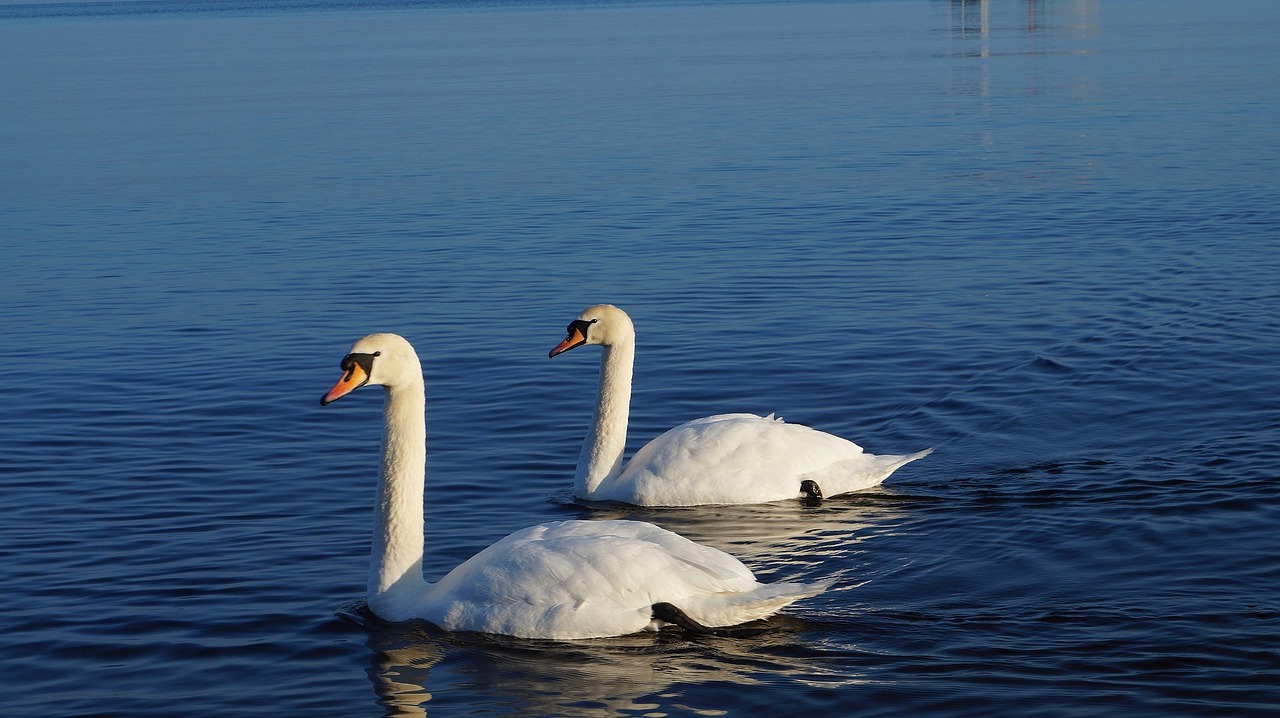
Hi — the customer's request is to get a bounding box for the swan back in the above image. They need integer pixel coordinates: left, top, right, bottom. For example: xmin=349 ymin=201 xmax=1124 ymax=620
xmin=610 ymin=413 xmax=932 ymax=505
xmin=601 ymin=414 xmax=866 ymax=505
xmin=419 ymin=519 xmax=824 ymax=639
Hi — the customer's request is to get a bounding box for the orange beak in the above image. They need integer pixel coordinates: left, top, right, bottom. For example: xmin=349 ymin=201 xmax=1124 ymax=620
xmin=321 ymin=363 xmax=370 ymax=406
xmin=549 ymin=325 xmax=588 ymax=358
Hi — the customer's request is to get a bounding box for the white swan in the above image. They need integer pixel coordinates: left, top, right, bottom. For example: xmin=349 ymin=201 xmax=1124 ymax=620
xmin=549 ymin=305 xmax=932 ymax=506
xmin=321 ymin=332 xmax=827 ymax=640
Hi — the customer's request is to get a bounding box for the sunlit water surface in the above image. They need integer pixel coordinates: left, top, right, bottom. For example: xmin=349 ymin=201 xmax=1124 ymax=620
xmin=2 ymin=0 xmax=1278 ymax=715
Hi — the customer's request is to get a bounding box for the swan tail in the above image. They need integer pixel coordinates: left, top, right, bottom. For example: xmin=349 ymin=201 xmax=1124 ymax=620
xmin=881 ymin=447 xmax=934 ymax=472
xmin=675 ymin=579 xmax=830 ymax=629
xmin=799 ymin=447 xmax=934 ymax=497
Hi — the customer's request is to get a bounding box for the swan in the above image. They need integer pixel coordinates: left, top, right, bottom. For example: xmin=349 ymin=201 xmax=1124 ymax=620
xmin=549 ymin=305 xmax=932 ymax=506
xmin=321 ymin=332 xmax=828 ymax=639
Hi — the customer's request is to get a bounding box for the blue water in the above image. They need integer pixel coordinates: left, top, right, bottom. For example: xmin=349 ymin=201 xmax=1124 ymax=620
xmin=2 ymin=0 xmax=1279 ymax=715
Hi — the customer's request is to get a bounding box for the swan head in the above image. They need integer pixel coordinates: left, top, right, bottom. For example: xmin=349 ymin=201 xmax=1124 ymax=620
xmin=321 ymin=333 xmax=422 ymax=405
xmin=549 ymin=304 xmax=634 ymax=358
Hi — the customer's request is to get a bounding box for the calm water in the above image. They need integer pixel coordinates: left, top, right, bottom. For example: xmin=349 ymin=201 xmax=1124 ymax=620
xmin=3 ymin=0 xmax=1279 ymax=715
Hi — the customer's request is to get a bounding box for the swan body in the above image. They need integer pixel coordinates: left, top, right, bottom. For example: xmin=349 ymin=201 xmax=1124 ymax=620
xmin=550 ymin=305 xmax=932 ymax=507
xmin=322 ymin=332 xmax=827 ymax=639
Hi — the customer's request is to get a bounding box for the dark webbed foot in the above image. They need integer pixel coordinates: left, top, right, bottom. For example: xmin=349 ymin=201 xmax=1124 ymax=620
xmin=651 ymin=602 xmax=734 ymax=636
xmin=800 ymin=479 xmax=823 ymax=501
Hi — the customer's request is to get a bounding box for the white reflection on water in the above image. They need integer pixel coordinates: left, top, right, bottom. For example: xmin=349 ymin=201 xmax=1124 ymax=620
xmin=948 ymin=0 xmax=1100 ymax=60
xmin=554 ymin=489 xmax=908 ymax=572
xmin=362 ymin=614 xmax=863 ymax=718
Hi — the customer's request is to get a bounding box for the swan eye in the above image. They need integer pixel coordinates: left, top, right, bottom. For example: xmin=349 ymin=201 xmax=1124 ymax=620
xmin=340 ymin=352 xmax=380 ymax=380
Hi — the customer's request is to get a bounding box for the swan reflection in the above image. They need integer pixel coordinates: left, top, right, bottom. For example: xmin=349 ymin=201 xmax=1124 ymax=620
xmin=551 ymin=486 xmax=911 ymax=572
xmin=358 ymin=609 xmax=865 ymax=718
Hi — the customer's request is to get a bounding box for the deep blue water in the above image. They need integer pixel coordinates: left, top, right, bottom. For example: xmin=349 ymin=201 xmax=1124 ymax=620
xmin=2 ymin=0 xmax=1279 ymax=715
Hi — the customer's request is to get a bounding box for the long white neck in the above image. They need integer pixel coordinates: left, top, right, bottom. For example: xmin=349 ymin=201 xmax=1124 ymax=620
xmin=577 ymin=336 xmax=634 ymax=497
xmin=368 ymin=376 xmax=428 ymax=618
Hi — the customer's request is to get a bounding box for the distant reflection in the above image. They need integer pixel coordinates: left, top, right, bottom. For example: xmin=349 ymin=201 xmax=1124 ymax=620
xmin=359 ymin=612 xmax=863 ymax=718
xmin=949 ymin=0 xmax=990 ymax=58
xmin=947 ymin=0 xmax=1100 ymax=62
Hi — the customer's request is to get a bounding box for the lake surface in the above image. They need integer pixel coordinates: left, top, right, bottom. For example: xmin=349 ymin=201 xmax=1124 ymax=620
xmin=2 ymin=0 xmax=1278 ymax=715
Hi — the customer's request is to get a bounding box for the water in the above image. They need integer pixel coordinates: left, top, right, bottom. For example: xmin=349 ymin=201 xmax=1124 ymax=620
xmin=2 ymin=0 xmax=1278 ymax=715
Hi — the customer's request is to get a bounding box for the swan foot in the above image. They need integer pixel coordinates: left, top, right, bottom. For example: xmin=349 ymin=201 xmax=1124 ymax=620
xmin=799 ymin=480 xmax=824 ymax=501
xmin=651 ymin=602 xmax=734 ymax=637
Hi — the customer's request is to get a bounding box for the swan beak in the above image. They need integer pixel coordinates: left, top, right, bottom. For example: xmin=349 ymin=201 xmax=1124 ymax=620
xmin=321 ymin=363 xmax=370 ymax=406
xmin=549 ymin=326 xmax=588 ymax=358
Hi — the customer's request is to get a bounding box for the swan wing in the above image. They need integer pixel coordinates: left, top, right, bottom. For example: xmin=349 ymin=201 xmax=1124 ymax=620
xmin=607 ymin=413 xmax=896 ymax=505
xmin=421 ymin=519 xmax=819 ymax=639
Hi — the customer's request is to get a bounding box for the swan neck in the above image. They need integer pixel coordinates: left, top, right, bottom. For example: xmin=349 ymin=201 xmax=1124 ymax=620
xmin=578 ymin=337 xmax=634 ymax=496
xmin=370 ymin=377 xmax=428 ymax=611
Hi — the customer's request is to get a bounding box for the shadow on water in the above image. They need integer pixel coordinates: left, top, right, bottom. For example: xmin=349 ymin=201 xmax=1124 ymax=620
xmin=341 ymin=602 xmax=863 ymax=718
